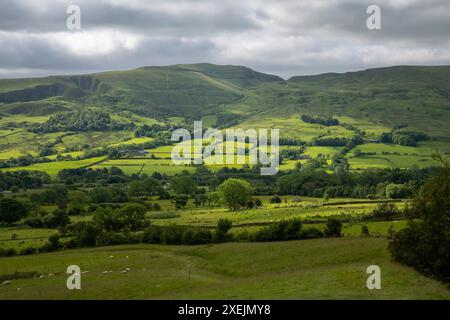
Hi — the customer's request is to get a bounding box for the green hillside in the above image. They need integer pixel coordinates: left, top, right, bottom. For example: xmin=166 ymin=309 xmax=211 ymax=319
xmin=0 ymin=63 xmax=449 ymax=172
xmin=0 ymin=64 xmax=449 ymax=133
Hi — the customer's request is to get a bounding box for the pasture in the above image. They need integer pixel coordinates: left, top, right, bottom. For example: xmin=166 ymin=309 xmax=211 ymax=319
xmin=0 ymin=238 xmax=448 ymax=299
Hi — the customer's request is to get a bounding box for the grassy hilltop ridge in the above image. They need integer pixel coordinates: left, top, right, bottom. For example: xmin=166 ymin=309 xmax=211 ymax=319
xmin=0 ymin=64 xmax=449 ymax=134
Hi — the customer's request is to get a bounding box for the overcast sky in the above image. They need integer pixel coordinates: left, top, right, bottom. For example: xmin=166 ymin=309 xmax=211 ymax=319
xmin=0 ymin=0 xmax=449 ymax=79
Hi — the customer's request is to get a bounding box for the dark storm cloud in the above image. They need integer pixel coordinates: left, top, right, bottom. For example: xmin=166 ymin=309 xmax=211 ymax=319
xmin=0 ymin=0 xmax=449 ymax=78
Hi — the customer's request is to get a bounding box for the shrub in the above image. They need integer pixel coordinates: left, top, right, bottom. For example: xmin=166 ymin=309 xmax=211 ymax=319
xmin=252 ymin=219 xmax=302 ymax=242
xmin=215 ymin=219 xmax=233 ymax=242
xmin=20 ymin=247 xmax=37 ymax=255
xmin=41 ymin=234 xmax=62 ymax=252
xmin=299 ymin=227 xmax=324 ymax=239
xmin=246 ymin=200 xmax=254 ymax=209
xmin=372 ymin=202 xmax=399 ymax=221
xmin=270 ymin=195 xmax=282 ymax=204
xmin=45 ymin=209 xmax=71 ymax=228
xmin=142 ymin=226 xmax=163 ymax=244
xmin=324 ymin=218 xmax=342 ymax=237
xmin=181 ymin=228 xmax=212 ymax=245
xmin=361 ymin=225 xmax=370 ymax=237
xmin=253 ymin=198 xmax=262 ymax=207
xmin=0 ymin=198 xmax=29 ymax=225
xmin=0 ymin=248 xmax=18 ymax=257
xmin=24 ymin=214 xmax=44 ymax=228
xmin=388 ymin=156 xmax=450 ymax=283
xmin=66 ymin=222 xmax=101 ymax=247
xmin=96 ymin=231 xmax=128 ymax=246
xmin=161 ymin=225 xmax=186 ymax=244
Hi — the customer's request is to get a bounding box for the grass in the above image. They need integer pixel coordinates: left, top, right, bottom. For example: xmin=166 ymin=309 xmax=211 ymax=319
xmin=108 ymin=137 xmax=154 ymax=147
xmin=93 ymin=159 xmax=196 ymax=175
xmin=0 ymin=156 xmax=106 ymax=177
xmin=0 ymin=238 xmax=448 ymax=299
xmin=144 ymin=196 xmax=390 ymax=228
xmin=0 ymin=226 xmax=57 ymax=251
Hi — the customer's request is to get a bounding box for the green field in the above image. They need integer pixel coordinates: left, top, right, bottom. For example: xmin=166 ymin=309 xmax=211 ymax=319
xmin=2 ymin=156 xmax=106 ymax=177
xmin=0 ymin=238 xmax=448 ymax=299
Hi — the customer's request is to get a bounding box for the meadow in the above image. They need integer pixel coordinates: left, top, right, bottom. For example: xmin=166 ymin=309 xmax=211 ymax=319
xmin=0 ymin=238 xmax=449 ymax=299
xmin=0 ymin=196 xmax=404 ymax=251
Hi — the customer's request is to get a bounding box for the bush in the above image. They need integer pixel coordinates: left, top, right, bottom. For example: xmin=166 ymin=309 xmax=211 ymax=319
xmin=299 ymin=227 xmax=324 ymax=239
xmin=254 ymin=198 xmax=262 ymax=207
xmin=361 ymin=225 xmax=370 ymax=237
xmin=24 ymin=214 xmax=44 ymax=228
xmin=372 ymin=202 xmax=399 ymax=221
xmin=215 ymin=219 xmax=233 ymax=242
xmin=96 ymin=231 xmax=129 ymax=246
xmin=161 ymin=225 xmax=184 ymax=245
xmin=142 ymin=226 xmax=163 ymax=244
xmin=0 ymin=198 xmax=29 ymax=225
xmin=324 ymin=218 xmax=342 ymax=237
xmin=0 ymin=248 xmax=18 ymax=257
xmin=252 ymin=219 xmax=302 ymax=242
xmin=42 ymin=209 xmax=71 ymax=228
xmin=66 ymin=222 xmax=101 ymax=247
xmin=20 ymin=247 xmax=37 ymax=255
xmin=40 ymin=234 xmax=62 ymax=252
xmin=388 ymin=156 xmax=450 ymax=283
xmin=181 ymin=228 xmax=212 ymax=245
xmin=270 ymin=195 xmax=282 ymax=204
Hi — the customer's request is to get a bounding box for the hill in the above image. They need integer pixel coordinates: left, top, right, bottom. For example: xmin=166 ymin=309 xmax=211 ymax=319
xmin=0 ymin=64 xmax=449 ymax=170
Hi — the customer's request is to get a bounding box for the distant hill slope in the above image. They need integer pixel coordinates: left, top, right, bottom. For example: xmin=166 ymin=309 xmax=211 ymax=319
xmin=0 ymin=64 xmax=449 ymax=139
xmin=283 ymin=66 xmax=450 ymax=139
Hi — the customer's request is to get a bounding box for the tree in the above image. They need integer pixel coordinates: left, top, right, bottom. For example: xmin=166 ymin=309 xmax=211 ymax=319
xmin=193 ymin=193 xmax=207 ymax=207
xmin=215 ymin=218 xmax=233 ymax=242
xmin=388 ymin=155 xmax=450 ymax=282
xmin=385 ymin=183 xmax=412 ymax=199
xmin=67 ymin=222 xmax=101 ymax=247
xmin=68 ymin=190 xmax=89 ymax=215
xmin=372 ymin=202 xmax=399 ymax=221
xmin=52 ymin=184 xmax=69 ymax=207
xmin=270 ymin=195 xmax=282 ymax=204
xmin=90 ymin=187 xmax=113 ymax=203
xmin=173 ymin=194 xmax=188 ymax=209
xmin=0 ymin=198 xmax=28 ymax=224
xmin=119 ymin=203 xmax=147 ymax=231
xmin=207 ymin=191 xmax=221 ymax=206
xmin=128 ymin=180 xmax=143 ymax=198
xmin=43 ymin=208 xmax=70 ymax=228
xmin=93 ymin=207 xmax=123 ymax=232
xmin=171 ymin=175 xmax=197 ymax=196
xmin=141 ymin=177 xmax=162 ymax=199
xmin=217 ymin=178 xmax=253 ymax=210
xmin=324 ymin=218 xmax=342 ymax=237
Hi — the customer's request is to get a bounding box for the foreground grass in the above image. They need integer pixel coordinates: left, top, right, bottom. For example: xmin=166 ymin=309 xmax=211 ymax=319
xmin=0 ymin=238 xmax=448 ymax=299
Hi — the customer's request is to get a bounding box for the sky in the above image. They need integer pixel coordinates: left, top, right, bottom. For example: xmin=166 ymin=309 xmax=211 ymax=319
xmin=0 ymin=0 xmax=449 ymax=79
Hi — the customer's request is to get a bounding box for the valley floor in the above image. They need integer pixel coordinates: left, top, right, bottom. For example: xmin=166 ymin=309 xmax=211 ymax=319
xmin=0 ymin=237 xmax=448 ymax=299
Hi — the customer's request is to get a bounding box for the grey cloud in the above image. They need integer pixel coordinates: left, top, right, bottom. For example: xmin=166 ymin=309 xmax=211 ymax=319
xmin=0 ymin=0 xmax=449 ymax=78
